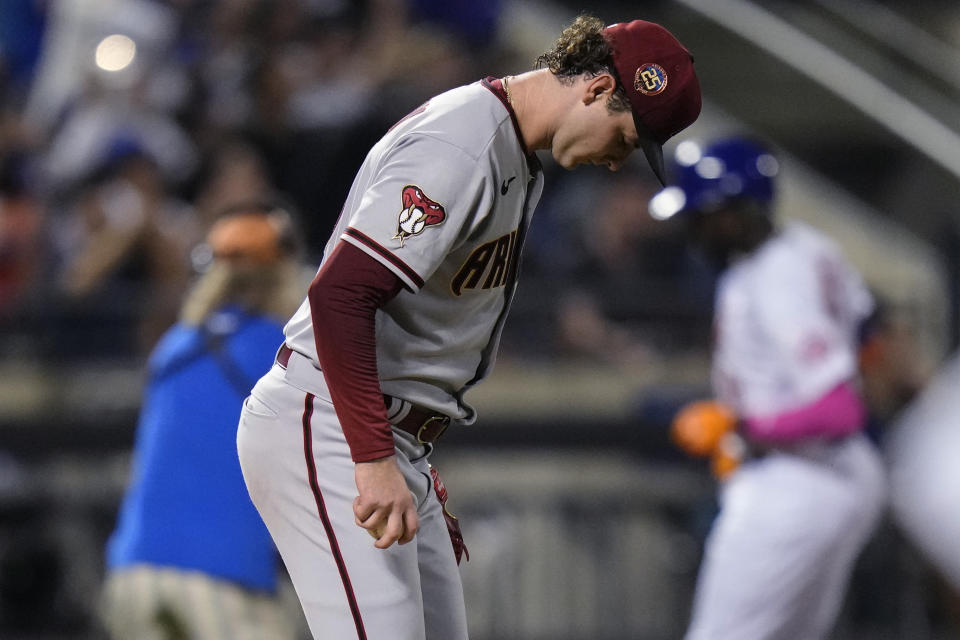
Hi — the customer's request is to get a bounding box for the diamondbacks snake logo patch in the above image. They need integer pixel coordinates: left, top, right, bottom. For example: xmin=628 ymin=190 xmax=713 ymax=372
xmin=394 ymin=185 xmax=446 ymax=247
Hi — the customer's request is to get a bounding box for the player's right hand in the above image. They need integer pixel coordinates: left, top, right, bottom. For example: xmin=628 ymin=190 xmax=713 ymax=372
xmin=671 ymin=400 xmax=738 ymax=458
xmin=353 ymin=456 xmax=418 ymax=549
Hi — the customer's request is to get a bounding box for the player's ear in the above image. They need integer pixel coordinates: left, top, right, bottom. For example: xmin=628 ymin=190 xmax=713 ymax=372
xmin=583 ymin=73 xmax=617 ymax=105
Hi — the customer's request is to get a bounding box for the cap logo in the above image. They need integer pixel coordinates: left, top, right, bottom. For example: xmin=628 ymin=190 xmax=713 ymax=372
xmin=635 ymin=63 xmax=668 ymax=96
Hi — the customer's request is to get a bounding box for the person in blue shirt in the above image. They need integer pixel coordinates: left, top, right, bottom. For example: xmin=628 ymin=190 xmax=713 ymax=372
xmin=101 ymin=200 xmax=310 ymax=640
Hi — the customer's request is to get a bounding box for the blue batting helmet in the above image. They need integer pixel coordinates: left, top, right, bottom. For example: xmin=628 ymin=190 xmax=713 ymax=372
xmin=648 ymin=137 xmax=779 ymax=221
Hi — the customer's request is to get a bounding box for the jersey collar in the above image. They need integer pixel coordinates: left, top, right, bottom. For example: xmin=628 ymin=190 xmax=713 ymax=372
xmin=482 ymin=76 xmax=539 ymax=174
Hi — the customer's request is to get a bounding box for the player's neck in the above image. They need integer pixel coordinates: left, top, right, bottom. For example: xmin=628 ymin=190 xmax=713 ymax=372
xmin=504 ymin=69 xmax=567 ymax=152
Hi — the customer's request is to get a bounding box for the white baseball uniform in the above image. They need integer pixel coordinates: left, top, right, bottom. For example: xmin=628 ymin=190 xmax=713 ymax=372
xmin=238 ymin=78 xmax=543 ymax=640
xmin=885 ymin=352 xmax=960 ymax=590
xmin=685 ymin=222 xmax=886 ymax=640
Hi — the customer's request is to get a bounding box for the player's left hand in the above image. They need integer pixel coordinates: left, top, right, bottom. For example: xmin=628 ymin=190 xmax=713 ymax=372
xmin=354 ymin=456 xmax=418 ymax=549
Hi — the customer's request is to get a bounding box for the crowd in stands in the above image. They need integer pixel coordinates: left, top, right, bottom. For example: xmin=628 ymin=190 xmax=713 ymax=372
xmin=0 ymin=0 xmax=709 ymax=366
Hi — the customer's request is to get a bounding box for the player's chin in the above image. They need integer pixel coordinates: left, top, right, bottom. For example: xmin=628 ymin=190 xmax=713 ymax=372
xmin=552 ymin=152 xmax=582 ymax=170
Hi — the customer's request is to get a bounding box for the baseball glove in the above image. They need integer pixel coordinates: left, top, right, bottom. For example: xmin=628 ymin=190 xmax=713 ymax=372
xmin=671 ymin=400 xmax=738 ymax=457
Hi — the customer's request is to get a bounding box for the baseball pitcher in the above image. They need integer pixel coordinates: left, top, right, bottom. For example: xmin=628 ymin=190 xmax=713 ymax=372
xmin=237 ymin=14 xmax=701 ymax=640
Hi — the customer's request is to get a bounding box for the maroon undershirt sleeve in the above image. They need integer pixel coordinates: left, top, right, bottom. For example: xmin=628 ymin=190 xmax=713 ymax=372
xmin=308 ymin=241 xmax=405 ymax=462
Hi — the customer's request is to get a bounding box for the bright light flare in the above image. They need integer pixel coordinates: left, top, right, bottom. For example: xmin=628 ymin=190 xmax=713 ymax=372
xmin=674 ymin=140 xmax=702 ymax=166
xmin=649 ymin=186 xmax=686 ymax=220
xmin=756 ymin=153 xmax=780 ymax=177
xmin=95 ymin=34 xmax=137 ymax=72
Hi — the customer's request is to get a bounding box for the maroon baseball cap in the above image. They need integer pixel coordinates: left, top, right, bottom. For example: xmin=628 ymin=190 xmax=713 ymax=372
xmin=603 ymin=20 xmax=702 ymax=184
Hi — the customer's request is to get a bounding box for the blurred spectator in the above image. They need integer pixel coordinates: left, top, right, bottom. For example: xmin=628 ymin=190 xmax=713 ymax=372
xmin=53 ymin=144 xmax=197 ymax=356
xmin=20 ymin=0 xmax=515 ymax=360
xmin=0 ymin=153 xmax=44 ymax=316
xmin=21 ymin=0 xmax=198 ymax=199
xmin=100 ymin=200 xmax=310 ymax=640
xmin=191 ymin=138 xmax=274 ymax=231
xmin=524 ymin=168 xmax=711 ymax=366
xmin=239 ymin=5 xmax=383 ymax=248
xmin=24 ymin=0 xmax=181 ymax=139
xmin=226 ymin=0 xmax=495 ymax=249
xmin=39 ymin=76 xmax=198 ymax=194
xmin=362 ymin=0 xmax=490 ymax=102
xmin=858 ymin=299 xmax=930 ymax=427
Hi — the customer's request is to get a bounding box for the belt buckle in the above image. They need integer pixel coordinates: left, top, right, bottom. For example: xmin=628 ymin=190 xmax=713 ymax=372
xmin=416 ymin=415 xmax=450 ymax=444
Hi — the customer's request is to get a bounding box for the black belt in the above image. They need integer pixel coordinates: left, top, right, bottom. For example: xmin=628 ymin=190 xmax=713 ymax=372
xmin=276 ymin=344 xmax=450 ymax=444
xmin=384 ymin=395 xmax=450 ymax=444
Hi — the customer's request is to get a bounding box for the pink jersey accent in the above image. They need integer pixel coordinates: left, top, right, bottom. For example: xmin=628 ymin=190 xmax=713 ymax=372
xmin=744 ymin=381 xmax=865 ymax=444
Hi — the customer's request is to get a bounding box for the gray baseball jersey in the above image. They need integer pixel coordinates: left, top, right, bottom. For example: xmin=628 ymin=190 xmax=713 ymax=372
xmin=283 ymin=79 xmax=544 ymax=425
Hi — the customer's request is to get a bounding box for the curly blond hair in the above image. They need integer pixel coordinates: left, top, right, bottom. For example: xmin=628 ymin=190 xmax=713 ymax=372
xmin=535 ymin=14 xmax=631 ymax=113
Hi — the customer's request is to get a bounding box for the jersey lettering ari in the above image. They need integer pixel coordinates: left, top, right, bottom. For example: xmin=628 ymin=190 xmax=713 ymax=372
xmin=283 ymin=78 xmax=543 ymax=425
xmin=712 ymin=223 xmax=874 ymax=418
